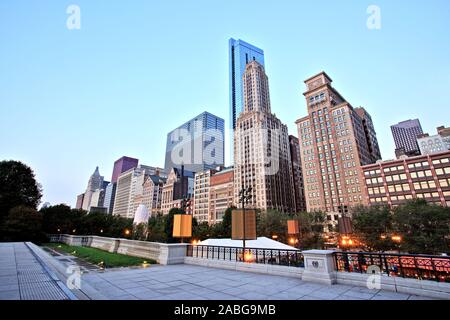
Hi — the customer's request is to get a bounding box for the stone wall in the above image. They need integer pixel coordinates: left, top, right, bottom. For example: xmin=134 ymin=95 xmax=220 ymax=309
xmin=49 ymin=234 xmax=187 ymax=265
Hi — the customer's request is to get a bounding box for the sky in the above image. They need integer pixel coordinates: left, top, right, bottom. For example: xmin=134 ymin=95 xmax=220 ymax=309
xmin=1 ymin=0 xmax=449 ymax=208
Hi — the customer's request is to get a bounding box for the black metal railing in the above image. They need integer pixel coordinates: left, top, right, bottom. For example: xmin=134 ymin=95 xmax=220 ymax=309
xmin=334 ymin=251 xmax=450 ymax=283
xmin=186 ymin=245 xmax=304 ymax=268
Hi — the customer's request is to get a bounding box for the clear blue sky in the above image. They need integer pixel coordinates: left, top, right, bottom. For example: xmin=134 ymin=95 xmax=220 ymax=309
xmin=1 ymin=0 xmax=449 ymax=207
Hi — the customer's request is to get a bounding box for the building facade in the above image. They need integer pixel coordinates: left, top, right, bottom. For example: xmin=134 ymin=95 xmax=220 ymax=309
xmin=164 ymin=111 xmax=225 ymax=173
xmin=234 ymin=61 xmax=295 ymax=213
xmin=295 ymin=72 xmax=381 ymax=221
xmin=76 ymin=193 xmax=84 ymax=209
xmin=103 ymin=182 xmax=116 ymax=214
xmin=161 ymin=167 xmax=195 ymax=215
xmin=391 ymin=119 xmax=423 ymax=158
xmin=289 ymin=135 xmax=307 ymax=212
xmin=193 ymin=169 xmax=215 ymax=224
xmin=363 ymin=151 xmax=450 ymax=207
xmin=141 ymin=175 xmax=166 ymax=215
xmin=229 ymin=39 xmax=265 ymax=131
xmin=417 ymin=126 xmax=450 ymax=156
xmin=111 ymin=156 xmax=139 ymax=184
xmin=112 ymin=165 xmax=158 ymax=218
xmin=81 ymin=167 xmax=104 ymax=211
xmin=209 ymin=167 xmax=234 ymax=224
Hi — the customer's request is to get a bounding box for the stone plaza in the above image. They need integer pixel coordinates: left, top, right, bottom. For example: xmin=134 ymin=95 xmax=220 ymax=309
xmin=0 ymin=242 xmax=436 ymax=300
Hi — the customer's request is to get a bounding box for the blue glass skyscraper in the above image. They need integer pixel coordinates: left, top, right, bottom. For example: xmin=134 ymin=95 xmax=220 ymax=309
xmin=164 ymin=111 xmax=225 ymax=173
xmin=229 ymin=38 xmax=265 ymax=157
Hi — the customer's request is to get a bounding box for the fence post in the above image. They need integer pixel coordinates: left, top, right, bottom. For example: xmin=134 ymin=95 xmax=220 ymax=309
xmin=302 ymin=250 xmax=337 ymax=285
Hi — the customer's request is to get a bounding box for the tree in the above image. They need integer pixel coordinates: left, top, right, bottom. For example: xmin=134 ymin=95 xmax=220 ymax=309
xmin=392 ymin=199 xmax=450 ymax=254
xmin=193 ymin=221 xmax=211 ymax=240
xmin=147 ymin=214 xmax=167 ymax=242
xmin=294 ymin=211 xmax=326 ymax=250
xmin=41 ymin=204 xmax=87 ymax=234
xmin=258 ymin=209 xmax=289 ymax=243
xmin=0 ymin=160 xmax=42 ymax=224
xmin=352 ymin=204 xmax=395 ymax=252
xmin=2 ymin=206 xmax=45 ymax=242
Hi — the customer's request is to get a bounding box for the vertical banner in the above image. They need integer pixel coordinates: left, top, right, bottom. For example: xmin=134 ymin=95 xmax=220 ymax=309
xmin=173 ymin=214 xmax=192 ymax=238
xmin=338 ymin=216 xmax=353 ymax=235
xmin=287 ymin=220 xmax=300 ymax=235
xmin=231 ymin=209 xmax=257 ymax=240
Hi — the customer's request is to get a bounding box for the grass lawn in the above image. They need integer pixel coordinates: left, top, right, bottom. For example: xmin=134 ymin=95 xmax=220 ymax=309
xmin=43 ymin=243 xmax=157 ymax=268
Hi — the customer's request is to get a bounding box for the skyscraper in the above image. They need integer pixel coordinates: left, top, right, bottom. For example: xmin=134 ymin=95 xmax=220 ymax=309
xmin=295 ymin=72 xmax=380 ymax=221
xmin=112 ymin=165 xmax=157 ymax=218
xmin=81 ymin=167 xmax=104 ymax=211
xmin=111 ymin=156 xmax=139 ymax=184
xmin=164 ymin=111 xmax=225 ymax=173
xmin=234 ymin=61 xmax=295 ymax=213
xmin=229 ymin=38 xmax=265 ymax=159
xmin=103 ymin=183 xmax=116 ymax=214
xmin=355 ymin=107 xmax=382 ymax=163
xmin=289 ymin=135 xmax=307 ymax=212
xmin=391 ymin=119 xmax=423 ymax=158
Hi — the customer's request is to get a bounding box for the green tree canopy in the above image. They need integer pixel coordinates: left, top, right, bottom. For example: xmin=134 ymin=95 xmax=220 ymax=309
xmin=352 ymin=204 xmax=395 ymax=252
xmin=392 ymin=199 xmax=450 ymax=254
xmin=0 ymin=160 xmax=42 ymax=224
xmin=2 ymin=206 xmax=45 ymax=242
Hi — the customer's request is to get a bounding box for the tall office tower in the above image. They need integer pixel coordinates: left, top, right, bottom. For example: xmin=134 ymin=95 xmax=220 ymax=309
xmin=103 ymin=182 xmax=116 ymax=214
xmin=391 ymin=119 xmax=423 ymax=158
xmin=164 ymin=111 xmax=225 ymax=173
xmin=295 ymin=72 xmax=380 ymax=221
xmin=289 ymin=135 xmax=307 ymax=212
xmin=81 ymin=167 xmax=104 ymax=211
xmin=234 ymin=61 xmax=295 ymax=213
xmin=229 ymin=38 xmax=265 ymax=159
xmin=355 ymin=107 xmax=382 ymax=163
xmin=112 ymin=165 xmax=156 ymax=218
xmin=111 ymin=156 xmax=139 ymax=184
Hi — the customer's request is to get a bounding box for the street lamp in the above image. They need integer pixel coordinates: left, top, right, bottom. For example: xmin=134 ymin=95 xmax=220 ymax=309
xmin=239 ymin=186 xmax=253 ymax=250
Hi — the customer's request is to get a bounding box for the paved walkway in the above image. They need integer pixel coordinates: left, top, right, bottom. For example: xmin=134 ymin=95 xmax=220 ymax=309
xmin=0 ymin=243 xmax=75 ymax=300
xmin=81 ymin=264 xmax=433 ymax=300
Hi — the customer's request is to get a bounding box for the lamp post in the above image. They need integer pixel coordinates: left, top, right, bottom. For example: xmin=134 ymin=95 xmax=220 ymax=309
xmin=239 ymin=186 xmax=252 ymax=250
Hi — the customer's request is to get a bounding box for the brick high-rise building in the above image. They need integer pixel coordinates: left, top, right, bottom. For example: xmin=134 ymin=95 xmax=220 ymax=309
xmin=295 ymin=72 xmax=381 ymax=221
xmin=209 ymin=167 xmax=234 ymax=224
xmin=391 ymin=119 xmax=423 ymax=158
xmin=289 ymin=135 xmax=307 ymax=212
xmin=234 ymin=61 xmax=295 ymax=213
